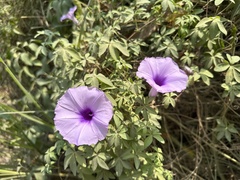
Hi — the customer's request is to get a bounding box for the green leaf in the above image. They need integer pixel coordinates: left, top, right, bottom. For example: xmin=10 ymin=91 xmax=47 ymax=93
xmin=41 ymin=46 xmax=48 ymax=56
xmin=64 ymin=153 xmax=74 ymax=170
xmin=144 ymin=135 xmax=153 ymax=148
xmin=228 ymin=124 xmax=238 ymax=133
xmin=161 ymin=0 xmax=175 ymax=12
xmin=215 ymin=0 xmax=224 ymax=6
xmin=209 ymin=20 xmax=218 ymax=39
xmin=214 ymin=62 xmax=229 ymax=72
xmin=112 ymin=40 xmax=129 ymax=57
xmin=35 ymin=79 xmax=52 ymax=86
xmin=98 ymin=43 xmax=109 ymax=57
xmin=200 ymin=69 xmax=213 ymax=78
xmin=231 ymin=56 xmax=240 ymax=64
xmin=113 ymin=115 xmax=121 ymax=128
xmin=233 ymin=69 xmax=240 ymax=83
xmin=75 ymin=152 xmax=86 ymax=166
xmin=20 ymin=53 xmax=32 ymax=66
xmin=69 ymin=157 xmax=77 ymax=176
xmin=217 ymin=21 xmax=227 ymax=35
xmin=23 ymin=67 xmax=35 ymax=78
xmin=121 ymin=160 xmax=131 ymax=169
xmin=196 ymin=17 xmax=212 ymax=28
xmin=134 ymin=156 xmax=140 ymax=169
xmin=153 ymin=134 xmax=165 ymax=144
xmin=193 ymin=72 xmax=201 ymax=81
xmin=122 ymin=132 xmax=132 ymax=140
xmin=136 ymin=0 xmax=150 ymax=5
xmin=92 ymin=157 xmax=98 ymax=171
xmin=97 ymin=157 xmax=109 ymax=170
xmin=227 ymin=54 xmax=240 ymax=64
xmin=225 ymin=130 xmax=231 ymax=142
xmin=105 ymin=93 xmax=117 ymax=106
xmin=109 ymin=43 xmax=118 ymax=60
xmin=201 ymin=75 xmax=210 ymax=86
xmin=66 ymin=48 xmax=81 ymax=61
xmin=92 ymin=76 xmax=99 ymax=87
xmin=28 ymin=43 xmax=38 ymax=52
xmin=226 ymin=67 xmax=234 ymax=83
xmin=115 ymin=159 xmax=123 ymax=177
xmin=96 ymin=73 xmax=114 ymax=87
xmin=121 ymin=150 xmax=134 ymax=160
xmin=234 ymin=64 xmax=240 ymax=73
xmin=216 ymin=131 xmax=224 ymax=140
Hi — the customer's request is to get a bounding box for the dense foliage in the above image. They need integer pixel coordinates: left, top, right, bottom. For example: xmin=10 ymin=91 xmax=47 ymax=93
xmin=1 ymin=0 xmax=240 ymax=179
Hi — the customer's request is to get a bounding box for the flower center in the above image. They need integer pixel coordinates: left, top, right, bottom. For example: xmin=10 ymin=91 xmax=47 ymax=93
xmin=81 ymin=108 xmax=94 ymax=121
xmin=154 ymin=76 xmax=166 ymax=86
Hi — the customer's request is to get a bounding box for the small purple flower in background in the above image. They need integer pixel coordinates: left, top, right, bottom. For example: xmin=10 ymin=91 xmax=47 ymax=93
xmin=54 ymin=86 xmax=113 ymax=146
xmin=137 ymin=57 xmax=188 ymax=96
xmin=60 ymin=6 xmax=79 ymax=24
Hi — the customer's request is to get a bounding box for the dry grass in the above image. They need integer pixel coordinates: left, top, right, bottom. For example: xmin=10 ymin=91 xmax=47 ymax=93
xmin=160 ymin=82 xmax=240 ymax=179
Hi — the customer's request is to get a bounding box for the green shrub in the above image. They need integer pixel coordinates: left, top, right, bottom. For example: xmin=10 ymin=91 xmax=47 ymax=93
xmin=1 ymin=0 xmax=240 ymax=179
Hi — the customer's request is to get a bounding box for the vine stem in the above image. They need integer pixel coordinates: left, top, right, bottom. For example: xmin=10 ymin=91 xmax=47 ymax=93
xmin=77 ymin=0 xmax=93 ymax=48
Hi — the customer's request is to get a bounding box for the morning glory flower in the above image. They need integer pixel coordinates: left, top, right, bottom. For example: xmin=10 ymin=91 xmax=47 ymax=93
xmin=54 ymin=86 xmax=113 ymax=146
xmin=137 ymin=57 xmax=188 ymax=96
xmin=60 ymin=6 xmax=79 ymax=24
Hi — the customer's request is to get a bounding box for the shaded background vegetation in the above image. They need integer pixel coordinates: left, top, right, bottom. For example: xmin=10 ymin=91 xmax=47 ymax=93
xmin=1 ymin=0 xmax=240 ymax=179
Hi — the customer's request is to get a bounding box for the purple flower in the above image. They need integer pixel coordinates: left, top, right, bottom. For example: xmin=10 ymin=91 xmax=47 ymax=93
xmin=137 ymin=57 xmax=188 ymax=96
xmin=60 ymin=6 xmax=79 ymax=24
xmin=54 ymin=86 xmax=113 ymax=146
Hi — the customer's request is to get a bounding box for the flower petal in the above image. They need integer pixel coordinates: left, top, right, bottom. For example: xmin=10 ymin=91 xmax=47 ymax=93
xmin=54 ymin=86 xmax=113 ymax=146
xmin=60 ymin=14 xmax=68 ymax=22
xmin=75 ymin=121 xmax=107 ymax=146
xmin=54 ymin=117 xmax=80 ymax=137
xmin=149 ymin=88 xmax=158 ymax=96
xmin=160 ymin=70 xmax=188 ymax=93
xmin=60 ymin=6 xmax=78 ymax=24
xmin=56 ymin=89 xmax=83 ymax=113
xmin=137 ymin=57 xmax=188 ymax=95
xmin=69 ymin=6 xmax=77 ymax=15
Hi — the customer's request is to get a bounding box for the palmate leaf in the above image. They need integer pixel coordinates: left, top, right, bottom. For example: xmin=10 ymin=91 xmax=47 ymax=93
xmin=70 ymin=158 xmax=77 ymax=176
xmin=75 ymin=152 xmax=86 ymax=166
xmin=228 ymin=124 xmax=238 ymax=133
xmin=216 ymin=131 xmax=225 ymax=140
xmin=209 ymin=20 xmax=218 ymax=39
xmin=201 ymin=75 xmax=210 ymax=85
xmin=134 ymin=156 xmax=140 ymax=169
xmin=225 ymin=130 xmax=231 ymax=142
xmin=112 ymin=40 xmax=129 ymax=57
xmin=161 ymin=0 xmax=175 ymax=12
xmin=200 ymin=69 xmax=214 ymax=77
xmin=225 ymin=67 xmax=234 ymax=83
xmin=66 ymin=48 xmax=81 ymax=61
xmin=153 ymin=134 xmax=165 ymax=144
xmin=98 ymin=43 xmax=109 ymax=57
xmin=105 ymin=93 xmax=117 ymax=106
xmin=109 ymin=42 xmax=119 ymax=60
xmin=233 ymin=69 xmax=240 ymax=83
xmin=97 ymin=157 xmax=109 ymax=170
xmin=64 ymin=148 xmax=80 ymax=175
xmin=96 ymin=73 xmax=114 ymax=87
xmin=217 ymin=20 xmax=227 ymax=35
xmin=92 ymin=157 xmax=98 ymax=171
xmin=144 ymin=135 xmax=153 ymax=148
xmin=20 ymin=53 xmax=32 ymax=66
xmin=115 ymin=159 xmax=123 ymax=177
xmin=196 ymin=17 xmax=212 ymax=28
xmin=227 ymin=54 xmax=240 ymax=64
xmin=214 ymin=62 xmax=229 ymax=72
xmin=23 ymin=66 xmax=35 ymax=78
